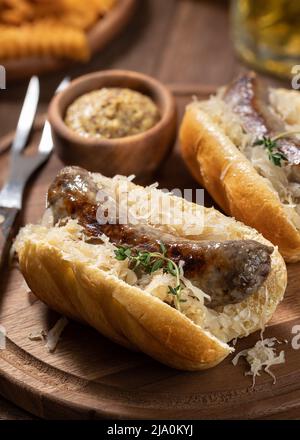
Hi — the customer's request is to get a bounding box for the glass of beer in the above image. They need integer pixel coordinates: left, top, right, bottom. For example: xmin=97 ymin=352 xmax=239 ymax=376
xmin=231 ymin=0 xmax=300 ymax=78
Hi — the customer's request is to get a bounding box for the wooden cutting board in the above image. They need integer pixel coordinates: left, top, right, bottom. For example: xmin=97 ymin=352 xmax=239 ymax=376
xmin=2 ymin=0 xmax=136 ymax=81
xmin=0 ymin=87 xmax=299 ymax=420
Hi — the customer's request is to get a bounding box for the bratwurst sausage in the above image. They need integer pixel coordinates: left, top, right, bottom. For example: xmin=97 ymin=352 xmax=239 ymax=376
xmin=224 ymin=71 xmax=300 ymax=166
xmin=48 ymin=167 xmax=273 ymax=309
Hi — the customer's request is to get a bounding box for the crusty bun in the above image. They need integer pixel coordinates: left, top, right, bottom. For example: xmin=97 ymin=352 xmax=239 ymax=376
xmin=15 ymin=172 xmax=287 ymax=370
xmin=180 ymin=86 xmax=300 ymax=262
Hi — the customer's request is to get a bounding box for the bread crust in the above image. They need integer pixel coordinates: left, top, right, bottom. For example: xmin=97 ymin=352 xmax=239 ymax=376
xmin=15 ymin=174 xmax=287 ymax=371
xmin=17 ymin=238 xmax=231 ymax=370
xmin=180 ymin=103 xmax=300 ymax=262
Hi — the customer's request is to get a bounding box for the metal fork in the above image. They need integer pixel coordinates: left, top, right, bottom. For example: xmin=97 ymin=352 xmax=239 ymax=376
xmin=0 ymin=77 xmax=69 ymax=267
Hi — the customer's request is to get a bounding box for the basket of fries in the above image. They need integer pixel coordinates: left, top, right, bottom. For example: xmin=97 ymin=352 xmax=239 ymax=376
xmin=0 ymin=0 xmax=136 ymax=78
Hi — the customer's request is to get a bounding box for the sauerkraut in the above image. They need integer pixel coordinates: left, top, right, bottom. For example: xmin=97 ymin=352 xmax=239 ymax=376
xmin=15 ymin=169 xmax=281 ymax=347
xmin=232 ymin=337 xmax=285 ymax=387
xmin=0 ymin=324 xmax=6 ymax=350
xmin=199 ymin=90 xmax=300 ymax=230
xmin=46 ymin=316 xmax=69 ymax=352
xmin=16 ymin=214 xmax=274 ymax=345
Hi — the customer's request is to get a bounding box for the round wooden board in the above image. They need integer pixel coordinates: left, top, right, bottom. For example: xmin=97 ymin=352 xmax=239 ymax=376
xmin=0 ymin=86 xmax=300 ymax=420
xmin=1 ymin=0 xmax=136 ymax=81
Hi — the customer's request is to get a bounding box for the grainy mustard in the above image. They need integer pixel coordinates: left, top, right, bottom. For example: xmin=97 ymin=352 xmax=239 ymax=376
xmin=65 ymin=87 xmax=160 ymax=139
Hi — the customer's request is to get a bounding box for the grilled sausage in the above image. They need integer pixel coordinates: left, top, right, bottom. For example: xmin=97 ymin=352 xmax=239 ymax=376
xmin=48 ymin=167 xmax=273 ymax=309
xmin=224 ymin=71 xmax=300 ymax=166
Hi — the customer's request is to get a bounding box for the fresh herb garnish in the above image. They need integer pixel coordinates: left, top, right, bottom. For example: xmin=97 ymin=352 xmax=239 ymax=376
xmin=254 ymin=130 xmax=300 ymax=167
xmin=254 ymin=136 xmax=287 ymax=167
xmin=114 ymin=241 xmax=184 ymax=310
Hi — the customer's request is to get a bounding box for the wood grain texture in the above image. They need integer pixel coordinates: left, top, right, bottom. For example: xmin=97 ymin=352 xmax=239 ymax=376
xmin=0 ymin=395 xmax=35 ymax=420
xmin=1 ymin=0 xmax=137 ymax=81
xmin=0 ymin=0 xmax=297 ymax=421
xmin=0 ymin=88 xmax=299 ymax=420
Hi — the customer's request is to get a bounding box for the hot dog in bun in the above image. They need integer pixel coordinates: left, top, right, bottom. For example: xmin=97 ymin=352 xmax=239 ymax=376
xmin=180 ymin=72 xmax=300 ymax=262
xmin=15 ymin=166 xmax=287 ymax=370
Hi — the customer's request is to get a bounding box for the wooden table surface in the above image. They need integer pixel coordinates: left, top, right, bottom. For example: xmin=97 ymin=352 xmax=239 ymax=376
xmin=0 ymin=0 xmax=290 ymax=420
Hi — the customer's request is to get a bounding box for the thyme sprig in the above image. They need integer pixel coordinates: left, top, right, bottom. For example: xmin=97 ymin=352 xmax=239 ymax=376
xmin=254 ymin=136 xmax=287 ymax=167
xmin=254 ymin=130 xmax=300 ymax=167
xmin=114 ymin=242 xmax=185 ymax=310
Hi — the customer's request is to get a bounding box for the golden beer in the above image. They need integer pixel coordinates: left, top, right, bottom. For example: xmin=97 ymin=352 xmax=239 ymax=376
xmin=231 ymin=0 xmax=300 ymax=78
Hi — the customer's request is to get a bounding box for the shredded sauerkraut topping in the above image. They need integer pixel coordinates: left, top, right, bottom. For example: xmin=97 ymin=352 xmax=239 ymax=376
xmin=232 ymin=337 xmax=285 ymax=388
xmin=15 ymin=167 xmax=279 ymax=347
xmin=15 ymin=214 xmax=274 ymax=345
xmin=93 ymin=174 xmax=205 ymax=236
xmin=269 ymin=88 xmax=300 ymax=129
xmin=198 ymin=91 xmax=300 ymax=230
xmin=46 ymin=316 xmax=68 ymax=352
xmin=28 ymin=330 xmax=46 ymax=341
xmin=0 ymin=324 xmax=6 ymax=350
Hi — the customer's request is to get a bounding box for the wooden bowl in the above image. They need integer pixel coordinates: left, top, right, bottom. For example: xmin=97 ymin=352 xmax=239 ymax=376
xmin=48 ymin=70 xmax=177 ymax=177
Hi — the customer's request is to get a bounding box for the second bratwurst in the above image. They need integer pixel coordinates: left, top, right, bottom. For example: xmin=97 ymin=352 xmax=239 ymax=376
xmin=224 ymin=71 xmax=300 ymax=167
xmin=48 ymin=167 xmax=273 ymax=309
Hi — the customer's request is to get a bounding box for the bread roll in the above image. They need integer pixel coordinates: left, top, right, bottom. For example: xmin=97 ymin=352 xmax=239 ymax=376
xmin=180 ymin=81 xmax=300 ymax=262
xmin=15 ymin=172 xmax=287 ymax=370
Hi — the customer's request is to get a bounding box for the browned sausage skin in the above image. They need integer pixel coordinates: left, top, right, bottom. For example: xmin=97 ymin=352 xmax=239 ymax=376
xmin=223 ymin=71 xmax=300 ymax=166
xmin=47 ymin=167 xmax=273 ymax=309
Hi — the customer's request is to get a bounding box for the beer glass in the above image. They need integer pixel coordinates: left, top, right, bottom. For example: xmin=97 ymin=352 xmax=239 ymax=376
xmin=231 ymin=0 xmax=300 ymax=78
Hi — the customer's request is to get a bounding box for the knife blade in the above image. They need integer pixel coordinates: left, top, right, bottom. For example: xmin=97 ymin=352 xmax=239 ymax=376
xmin=11 ymin=76 xmax=40 ymax=154
xmin=38 ymin=77 xmax=70 ymax=155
